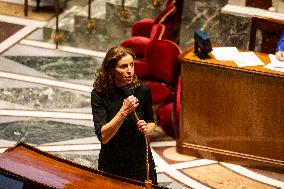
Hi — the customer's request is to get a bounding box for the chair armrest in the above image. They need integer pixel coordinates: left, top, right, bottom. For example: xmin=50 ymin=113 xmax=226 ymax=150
xmin=121 ymin=37 xmax=151 ymax=57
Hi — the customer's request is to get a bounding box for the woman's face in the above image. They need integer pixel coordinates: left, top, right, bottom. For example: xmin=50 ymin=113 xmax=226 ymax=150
xmin=113 ymin=54 xmax=134 ymax=88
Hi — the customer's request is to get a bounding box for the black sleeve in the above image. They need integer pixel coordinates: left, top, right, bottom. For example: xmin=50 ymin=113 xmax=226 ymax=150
xmin=142 ymin=85 xmax=155 ymax=123
xmin=91 ymin=89 xmax=107 ymax=142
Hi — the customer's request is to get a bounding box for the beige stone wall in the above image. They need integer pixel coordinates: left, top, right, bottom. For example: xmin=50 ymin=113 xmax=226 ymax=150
xmin=270 ymin=0 xmax=284 ymax=12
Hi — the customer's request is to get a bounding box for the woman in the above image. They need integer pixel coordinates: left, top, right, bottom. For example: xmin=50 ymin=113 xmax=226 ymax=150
xmin=91 ymin=46 xmax=157 ymax=184
xmin=276 ymin=31 xmax=284 ymax=61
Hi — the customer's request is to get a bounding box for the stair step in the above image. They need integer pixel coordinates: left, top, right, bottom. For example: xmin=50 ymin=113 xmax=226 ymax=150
xmin=74 ymin=0 xmax=165 ymax=34
xmin=74 ymin=0 xmax=138 ymax=34
xmin=74 ymin=0 xmax=106 ymax=34
xmin=42 ymin=0 xmax=168 ymax=52
xmin=44 ymin=6 xmax=84 ymax=33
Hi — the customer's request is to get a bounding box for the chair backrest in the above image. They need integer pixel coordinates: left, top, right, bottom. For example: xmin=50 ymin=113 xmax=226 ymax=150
xmin=154 ymin=3 xmax=176 ymax=24
xmin=249 ymin=16 xmax=284 ymax=54
xmin=155 ymin=3 xmax=181 ymax=44
xmin=166 ymin=0 xmax=175 ymax=7
xmin=145 ymin=39 xmax=182 ymax=87
xmin=149 ymin=24 xmax=165 ymax=40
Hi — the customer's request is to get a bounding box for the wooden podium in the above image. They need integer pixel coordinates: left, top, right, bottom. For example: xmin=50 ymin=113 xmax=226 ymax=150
xmin=177 ymin=48 xmax=284 ymax=171
xmin=0 ymin=142 xmax=167 ymax=189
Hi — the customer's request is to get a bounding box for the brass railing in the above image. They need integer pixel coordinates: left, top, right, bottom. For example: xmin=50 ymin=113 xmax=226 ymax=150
xmin=86 ymin=0 xmax=96 ymax=33
xmin=46 ymin=0 xmax=161 ymax=47
xmin=51 ymin=0 xmax=64 ymax=48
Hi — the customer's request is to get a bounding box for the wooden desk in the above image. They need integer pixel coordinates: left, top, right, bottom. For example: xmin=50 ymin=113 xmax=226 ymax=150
xmin=0 ymin=142 xmax=166 ymax=189
xmin=178 ymin=49 xmax=284 ymax=170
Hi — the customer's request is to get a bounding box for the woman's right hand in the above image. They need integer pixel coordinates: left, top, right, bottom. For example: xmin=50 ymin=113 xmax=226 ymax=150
xmin=121 ymin=95 xmax=139 ymax=115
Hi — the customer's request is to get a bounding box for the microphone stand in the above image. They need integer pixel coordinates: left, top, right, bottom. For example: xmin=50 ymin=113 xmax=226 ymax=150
xmin=133 ymin=111 xmax=152 ymax=189
xmin=122 ymin=86 xmax=152 ymax=188
xmin=144 ymin=133 xmax=152 ymax=189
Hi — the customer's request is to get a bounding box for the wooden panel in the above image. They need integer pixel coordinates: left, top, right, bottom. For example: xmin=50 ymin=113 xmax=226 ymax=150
xmin=178 ymin=50 xmax=284 ymax=170
xmin=0 ymin=143 xmax=166 ymax=189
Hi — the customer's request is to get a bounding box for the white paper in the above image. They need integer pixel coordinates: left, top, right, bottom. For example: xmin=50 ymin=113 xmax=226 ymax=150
xmin=233 ymin=52 xmax=264 ymax=67
xmin=263 ymin=54 xmax=284 ymax=72
xmin=212 ymin=47 xmax=240 ymax=61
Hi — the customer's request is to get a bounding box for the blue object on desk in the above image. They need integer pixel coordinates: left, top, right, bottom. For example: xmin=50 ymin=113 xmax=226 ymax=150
xmin=276 ymin=31 xmax=284 ymax=51
xmin=194 ymin=29 xmax=212 ymax=59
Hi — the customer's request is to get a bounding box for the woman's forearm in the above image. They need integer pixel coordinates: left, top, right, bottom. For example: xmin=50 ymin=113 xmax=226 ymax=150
xmin=101 ymin=108 xmax=127 ymax=144
xmin=101 ymin=95 xmax=139 ymax=144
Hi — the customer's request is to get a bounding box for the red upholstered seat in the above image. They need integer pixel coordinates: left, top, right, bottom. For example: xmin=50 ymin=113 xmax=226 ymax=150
xmin=131 ymin=3 xmax=177 ymax=42
xmin=121 ymin=24 xmax=165 ymax=57
xmin=145 ymin=81 xmax=172 ymax=105
xmin=134 ymin=60 xmax=150 ymax=78
xmin=131 ymin=18 xmax=155 ymax=38
xmin=157 ymin=74 xmax=181 ymax=138
xmin=166 ymin=0 xmax=175 ymax=6
xmin=133 ymin=39 xmax=181 ymax=136
xmin=157 ymin=102 xmax=173 ymax=137
xmin=144 ymin=39 xmax=181 ymax=87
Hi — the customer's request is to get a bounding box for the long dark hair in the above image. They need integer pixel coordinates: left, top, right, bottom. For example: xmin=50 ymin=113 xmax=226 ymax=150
xmin=93 ymin=46 xmax=140 ymax=96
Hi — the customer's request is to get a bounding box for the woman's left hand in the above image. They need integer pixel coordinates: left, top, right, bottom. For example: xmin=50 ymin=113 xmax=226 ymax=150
xmin=137 ymin=120 xmax=149 ymax=134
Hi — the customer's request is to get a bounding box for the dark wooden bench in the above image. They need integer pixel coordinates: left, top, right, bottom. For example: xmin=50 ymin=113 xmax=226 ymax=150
xmin=249 ymin=16 xmax=284 ymax=54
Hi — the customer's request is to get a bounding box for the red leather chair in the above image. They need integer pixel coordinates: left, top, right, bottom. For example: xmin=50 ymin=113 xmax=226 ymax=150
xmin=120 ymin=24 xmax=165 ymax=58
xmin=131 ymin=2 xmax=177 ymax=43
xmin=157 ymin=74 xmax=181 ymax=138
xmin=134 ymin=39 xmax=182 ymax=135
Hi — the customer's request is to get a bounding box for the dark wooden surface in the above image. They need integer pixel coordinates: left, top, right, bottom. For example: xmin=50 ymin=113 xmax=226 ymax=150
xmin=0 ymin=143 xmax=166 ymax=189
xmin=177 ymin=49 xmax=284 ymax=170
xmin=246 ymin=0 xmax=272 ymax=9
xmin=249 ymin=16 xmax=284 ymax=54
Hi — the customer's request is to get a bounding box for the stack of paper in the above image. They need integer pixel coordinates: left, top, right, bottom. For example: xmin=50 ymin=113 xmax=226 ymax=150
xmin=212 ymin=47 xmax=264 ymax=67
xmin=264 ymin=54 xmax=284 ymax=72
xmin=211 ymin=47 xmax=239 ymax=61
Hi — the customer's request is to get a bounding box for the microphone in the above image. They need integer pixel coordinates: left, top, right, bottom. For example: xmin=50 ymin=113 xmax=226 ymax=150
xmin=122 ymin=85 xmax=139 ymax=122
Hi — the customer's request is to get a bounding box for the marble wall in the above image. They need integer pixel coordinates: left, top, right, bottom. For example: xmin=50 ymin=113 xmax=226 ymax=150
xmin=179 ymin=0 xmax=284 ymax=51
xmin=220 ymin=4 xmax=284 ymax=50
xmin=179 ymin=0 xmax=228 ymax=50
xmin=219 ymin=13 xmax=251 ymax=50
xmin=270 ymin=0 xmax=284 ymax=12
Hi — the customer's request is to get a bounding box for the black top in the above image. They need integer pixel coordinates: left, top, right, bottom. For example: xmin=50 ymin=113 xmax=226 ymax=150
xmin=91 ymin=83 xmax=157 ymax=184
